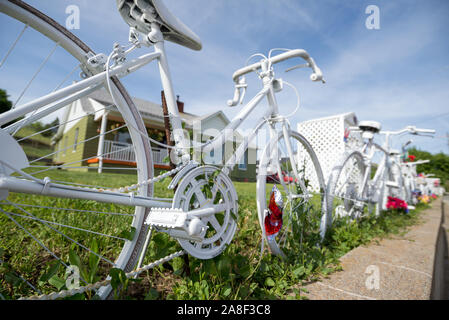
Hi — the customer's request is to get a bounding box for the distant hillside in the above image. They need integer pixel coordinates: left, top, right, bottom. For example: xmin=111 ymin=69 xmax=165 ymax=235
xmin=15 ymin=122 xmax=56 ymax=164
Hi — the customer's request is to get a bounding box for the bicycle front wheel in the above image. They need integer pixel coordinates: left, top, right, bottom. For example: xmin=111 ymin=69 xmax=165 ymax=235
xmin=387 ymin=162 xmax=408 ymax=203
xmin=0 ymin=1 xmax=154 ymax=299
xmin=256 ymin=129 xmax=327 ymax=259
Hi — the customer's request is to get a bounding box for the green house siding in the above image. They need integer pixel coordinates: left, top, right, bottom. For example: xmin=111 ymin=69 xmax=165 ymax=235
xmin=54 ymin=114 xmax=257 ymax=181
xmin=230 ymin=148 xmax=257 ymax=182
xmin=53 ymin=115 xmax=92 ymax=171
xmin=194 ymin=139 xmax=256 ymax=182
xmin=83 ymin=115 xmax=101 ymax=162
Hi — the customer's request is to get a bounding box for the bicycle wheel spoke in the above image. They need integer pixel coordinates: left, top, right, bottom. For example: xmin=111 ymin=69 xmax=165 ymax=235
xmin=0 ymin=208 xmax=71 ymax=271
xmin=3 ymin=210 xmax=129 ymax=242
xmin=52 ymin=65 xmax=80 ymax=92
xmin=12 ymin=42 xmax=59 ymax=110
xmin=258 ymin=129 xmax=327 ymax=257
xmin=0 ymin=257 xmax=42 ymax=295
xmin=16 ymin=105 xmax=109 ymax=143
xmin=10 ymin=201 xmax=118 ymax=266
xmin=0 ymin=24 xmax=28 ymax=68
xmin=28 ymin=143 xmax=135 ymax=176
xmin=0 ymin=1 xmax=157 ymax=300
xmin=1 ymin=202 xmax=134 ymax=217
xmin=28 ymin=123 xmax=127 ymax=165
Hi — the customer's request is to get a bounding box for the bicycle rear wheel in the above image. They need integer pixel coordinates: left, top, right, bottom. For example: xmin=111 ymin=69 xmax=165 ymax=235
xmin=326 ymin=151 xmax=367 ymax=224
xmin=256 ymin=129 xmax=327 ymax=259
xmin=0 ymin=0 xmax=154 ymax=299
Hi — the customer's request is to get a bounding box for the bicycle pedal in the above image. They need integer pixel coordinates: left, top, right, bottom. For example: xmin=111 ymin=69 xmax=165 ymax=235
xmin=145 ymin=208 xmax=187 ymax=229
xmin=145 ymin=208 xmax=208 ymax=240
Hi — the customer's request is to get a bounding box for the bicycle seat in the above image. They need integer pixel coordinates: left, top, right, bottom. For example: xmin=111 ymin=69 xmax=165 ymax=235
xmin=117 ymin=0 xmax=202 ymax=51
xmin=358 ymin=120 xmax=381 ymax=133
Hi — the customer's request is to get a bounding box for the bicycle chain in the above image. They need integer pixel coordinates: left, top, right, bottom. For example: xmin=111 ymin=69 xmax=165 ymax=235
xmin=21 ymin=250 xmax=186 ymax=300
xmin=94 ymin=161 xmax=190 ymax=194
xmin=20 ymin=163 xmax=192 ymax=300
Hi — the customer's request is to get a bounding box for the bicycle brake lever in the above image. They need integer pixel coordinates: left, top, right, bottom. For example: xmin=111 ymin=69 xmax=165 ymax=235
xmin=285 ymin=63 xmax=309 ymax=73
xmin=239 ymin=86 xmax=247 ymax=105
xmin=227 ymin=77 xmax=247 ymax=107
xmin=416 ymin=133 xmax=435 ymax=138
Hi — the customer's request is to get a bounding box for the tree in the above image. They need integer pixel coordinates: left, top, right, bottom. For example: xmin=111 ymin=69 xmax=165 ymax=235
xmin=408 ymin=147 xmax=449 ymax=190
xmin=0 ymin=88 xmax=12 ymax=114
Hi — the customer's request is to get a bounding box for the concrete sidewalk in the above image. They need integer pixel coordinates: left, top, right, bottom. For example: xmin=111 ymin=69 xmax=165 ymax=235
xmin=302 ymin=198 xmax=449 ymax=300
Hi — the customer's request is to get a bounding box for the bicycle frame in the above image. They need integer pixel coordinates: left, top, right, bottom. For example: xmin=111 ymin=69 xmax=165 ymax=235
xmin=357 ymin=138 xmax=390 ymax=204
xmin=354 ymin=125 xmax=434 ymax=208
xmin=0 ymin=11 xmax=323 ymax=219
xmin=199 ymin=80 xmax=288 ymax=176
xmin=153 ymin=35 xmax=314 ymax=177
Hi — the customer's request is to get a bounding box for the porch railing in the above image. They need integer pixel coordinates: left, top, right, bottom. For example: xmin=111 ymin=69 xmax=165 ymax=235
xmin=103 ymin=140 xmax=168 ymax=165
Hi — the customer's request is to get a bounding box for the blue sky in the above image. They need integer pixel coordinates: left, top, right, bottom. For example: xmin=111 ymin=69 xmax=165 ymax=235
xmin=1 ymin=0 xmax=448 ymax=154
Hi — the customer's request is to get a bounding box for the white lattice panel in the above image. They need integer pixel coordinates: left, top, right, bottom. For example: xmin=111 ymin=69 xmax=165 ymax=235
xmin=296 ymin=112 xmax=362 ymax=191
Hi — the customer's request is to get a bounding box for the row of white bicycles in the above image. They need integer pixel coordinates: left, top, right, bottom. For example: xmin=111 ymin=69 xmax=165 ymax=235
xmin=0 ymin=0 xmax=436 ymax=299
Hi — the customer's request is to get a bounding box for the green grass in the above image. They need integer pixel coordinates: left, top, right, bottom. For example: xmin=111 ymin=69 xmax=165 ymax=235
xmin=14 ymin=126 xmax=52 ymax=146
xmin=20 ymin=143 xmax=54 ymax=160
xmin=0 ymin=169 xmax=433 ymax=300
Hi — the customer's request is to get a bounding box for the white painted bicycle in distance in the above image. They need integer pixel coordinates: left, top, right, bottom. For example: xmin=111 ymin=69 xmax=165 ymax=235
xmin=0 ymin=0 xmax=327 ymax=299
xmin=401 ymin=157 xmax=431 ymax=204
xmin=324 ymin=121 xmax=434 ymax=233
xmin=398 ymin=140 xmax=432 ymax=205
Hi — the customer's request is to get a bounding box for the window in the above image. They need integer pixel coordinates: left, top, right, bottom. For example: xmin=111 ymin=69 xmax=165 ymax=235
xmin=222 ymin=143 xmax=225 ymax=165
xmin=73 ymin=127 xmax=79 ymax=152
xmin=115 ymin=127 xmax=132 ymax=144
xmin=238 ymin=150 xmax=247 ymax=170
xmin=63 ymin=136 xmax=68 ymax=156
xmin=203 ymin=135 xmax=223 ymax=165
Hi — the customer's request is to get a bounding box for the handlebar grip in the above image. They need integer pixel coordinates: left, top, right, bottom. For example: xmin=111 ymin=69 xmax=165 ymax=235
xmin=231 ymin=49 xmax=322 ymax=83
xmin=407 ymin=126 xmax=435 ymax=135
xmin=416 ymin=129 xmax=435 ymax=134
xmin=227 ymin=87 xmax=240 ymax=107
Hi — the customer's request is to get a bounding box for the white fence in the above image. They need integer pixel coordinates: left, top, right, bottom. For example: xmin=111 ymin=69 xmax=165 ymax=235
xmin=297 ymin=112 xmax=362 ymax=191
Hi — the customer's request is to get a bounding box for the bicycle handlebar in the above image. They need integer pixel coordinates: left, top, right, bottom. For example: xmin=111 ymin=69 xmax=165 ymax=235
xmin=411 ymin=127 xmax=435 ymax=134
xmin=227 ymin=49 xmax=324 ymax=106
xmin=348 ymin=126 xmax=435 ymax=137
xmin=231 ymin=49 xmax=323 ymax=83
xmin=381 ymin=126 xmax=436 ymax=136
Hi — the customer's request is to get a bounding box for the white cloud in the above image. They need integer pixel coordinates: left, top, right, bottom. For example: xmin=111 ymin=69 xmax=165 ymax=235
xmin=1 ymin=0 xmax=448 ymax=154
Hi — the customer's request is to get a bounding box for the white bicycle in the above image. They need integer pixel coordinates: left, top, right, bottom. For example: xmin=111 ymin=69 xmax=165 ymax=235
xmin=0 ymin=0 xmax=327 ymax=299
xmin=399 ymin=142 xmax=431 ymax=204
xmin=323 ymin=121 xmax=434 ymax=233
xmin=402 ymin=159 xmax=431 ymax=203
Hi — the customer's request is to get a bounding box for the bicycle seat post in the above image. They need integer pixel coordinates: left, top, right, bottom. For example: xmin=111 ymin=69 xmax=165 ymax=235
xmin=149 ymin=22 xmax=190 ymax=162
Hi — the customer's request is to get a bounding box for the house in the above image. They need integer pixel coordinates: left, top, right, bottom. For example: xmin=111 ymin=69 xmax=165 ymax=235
xmin=192 ymin=110 xmax=257 ymax=182
xmin=51 ymin=89 xmax=257 ymax=181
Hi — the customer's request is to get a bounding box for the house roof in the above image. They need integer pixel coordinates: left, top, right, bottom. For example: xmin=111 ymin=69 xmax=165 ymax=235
xmin=87 ymin=89 xmax=198 ymax=124
xmin=53 ymin=89 xmax=256 ymax=149
xmin=53 ymin=89 xmax=199 ymax=142
xmin=196 ymin=110 xmax=229 ymax=124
